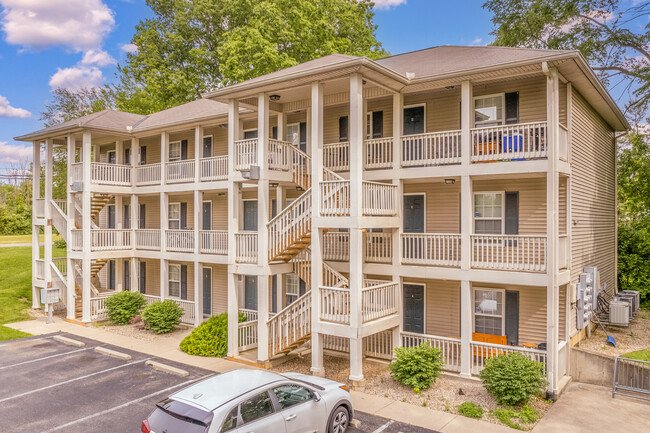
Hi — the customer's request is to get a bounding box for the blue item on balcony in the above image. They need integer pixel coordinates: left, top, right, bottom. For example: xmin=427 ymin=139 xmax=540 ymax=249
xmin=503 ymin=133 xmax=525 ymax=161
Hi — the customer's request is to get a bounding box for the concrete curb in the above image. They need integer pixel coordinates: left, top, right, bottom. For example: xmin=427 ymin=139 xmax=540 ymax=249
xmin=53 ymin=335 xmax=85 ymax=347
xmin=94 ymin=346 xmax=132 ymax=361
xmin=146 ymin=360 xmax=189 ymax=377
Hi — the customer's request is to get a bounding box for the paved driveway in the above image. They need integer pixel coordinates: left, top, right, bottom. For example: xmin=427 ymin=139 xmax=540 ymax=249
xmin=0 ymin=333 xmax=436 ymax=433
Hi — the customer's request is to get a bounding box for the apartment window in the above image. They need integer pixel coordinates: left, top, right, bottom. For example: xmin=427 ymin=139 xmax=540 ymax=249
xmin=367 ymin=111 xmax=383 ymax=139
xmin=474 ymin=192 xmax=503 ymax=234
xmin=474 ymin=288 xmax=504 ymax=336
xmin=474 ymin=94 xmax=504 ymax=126
xmin=169 ymin=141 xmax=181 ymax=162
xmin=286 ymin=124 xmax=300 ymax=146
xmin=244 ymin=129 xmax=258 ymax=139
xmin=286 ymin=274 xmax=299 ymax=305
xmin=202 ymin=135 xmax=213 ymax=158
xmin=168 ymin=203 xmax=181 ymax=229
xmin=168 ymin=264 xmax=181 ymax=298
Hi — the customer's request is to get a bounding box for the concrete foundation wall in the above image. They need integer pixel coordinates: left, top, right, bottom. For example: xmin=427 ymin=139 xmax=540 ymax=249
xmin=570 ymin=347 xmax=614 ymax=387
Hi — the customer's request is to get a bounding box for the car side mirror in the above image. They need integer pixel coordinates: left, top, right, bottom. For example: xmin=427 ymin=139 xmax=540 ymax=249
xmin=312 ymin=392 xmax=321 ymax=402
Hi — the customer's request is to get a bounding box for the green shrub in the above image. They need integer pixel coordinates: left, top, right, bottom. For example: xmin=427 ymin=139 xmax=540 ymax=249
xmin=53 ymin=238 xmax=67 ymax=249
xmin=518 ymin=405 xmax=539 ymax=424
xmin=141 ymin=300 xmax=183 ymax=334
xmin=179 ymin=313 xmax=247 ymax=357
xmin=388 ymin=343 xmax=444 ymax=390
xmin=490 ymin=405 xmax=539 ymax=430
xmin=457 ymin=402 xmax=483 ymax=419
xmin=479 ymin=353 xmax=546 ymax=406
xmin=104 ymin=291 xmax=146 ymax=325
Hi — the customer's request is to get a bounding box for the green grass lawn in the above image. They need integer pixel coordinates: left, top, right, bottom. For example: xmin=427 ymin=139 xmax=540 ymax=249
xmin=0 ymin=234 xmax=62 ymax=244
xmin=623 ymin=349 xmax=650 ymax=362
xmin=0 ymin=245 xmax=66 ymax=341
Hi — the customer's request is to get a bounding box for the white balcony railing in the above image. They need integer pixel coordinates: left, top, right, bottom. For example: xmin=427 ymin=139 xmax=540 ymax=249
xmin=470 ymin=341 xmax=547 ymax=375
xmin=90 ymin=295 xmax=111 ymax=321
xmin=362 ymin=181 xmax=397 ymax=216
xmin=166 ymin=230 xmax=194 ymax=252
xmin=319 ymin=286 xmax=350 ymax=324
xmin=200 ymin=230 xmax=228 ymax=255
xmin=235 ymin=138 xmax=258 ymax=171
xmin=238 ymin=320 xmax=258 ymax=351
xmin=401 ymin=130 xmax=461 ymax=167
xmin=53 ymin=199 xmax=67 ymax=215
xmin=136 ymin=229 xmax=161 ymax=250
xmin=268 ymin=139 xmax=291 ymax=171
xmin=239 ymin=308 xmax=258 ymax=322
xmin=471 ymin=121 xmax=547 ymax=162
xmin=559 ymin=234 xmax=569 ymax=270
xmin=136 ymin=163 xmax=161 ymax=185
xmin=166 ymin=160 xmax=195 ymax=183
xmin=200 ymin=156 xmax=228 ymax=181
xmin=365 ymin=137 xmax=393 ymax=169
xmin=52 ymin=257 xmax=67 ymax=275
xmin=71 ymin=163 xmax=83 ymax=184
xmin=471 ymin=235 xmax=547 ymax=272
xmin=323 ymin=142 xmax=349 ymax=172
xmin=364 ymin=232 xmax=392 ymax=263
xmin=175 ymin=298 xmax=196 ymax=325
xmin=362 ymin=282 xmax=399 ymax=323
xmin=91 ymin=229 xmax=132 ymax=251
xmin=70 ymin=229 xmax=82 ymax=251
xmin=91 ymin=163 xmax=131 ymax=186
xmin=401 ymin=332 xmax=462 ymax=372
xmin=235 ymin=232 xmax=258 ymax=263
xmin=322 ymin=232 xmax=349 ymax=262
xmin=320 ymin=180 xmax=350 ymax=217
xmin=401 ymin=233 xmax=461 ymax=267
xmin=268 ymin=189 xmax=311 ymax=261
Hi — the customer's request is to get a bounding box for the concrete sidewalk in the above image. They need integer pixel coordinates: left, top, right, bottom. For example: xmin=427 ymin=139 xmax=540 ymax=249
xmin=7 ymin=317 xmax=515 ymax=432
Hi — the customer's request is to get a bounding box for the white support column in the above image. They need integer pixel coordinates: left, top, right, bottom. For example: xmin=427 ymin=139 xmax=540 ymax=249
xmin=277 ymin=112 xmax=286 ymax=142
xmin=349 ymin=228 xmax=364 ymax=382
xmin=460 ymin=172 xmax=472 ymax=377
xmin=116 ymin=195 xmax=123 ymax=229
xmin=349 ymin=336 xmax=364 ymax=382
xmin=310 ymin=81 xmax=325 ymax=376
xmin=392 ymin=93 xmax=403 ymax=170
xmin=116 ymin=255 xmax=124 ymax=292
xmin=195 ymin=126 xmax=203 ymax=183
xmin=228 ymin=100 xmax=239 ymax=176
xmin=258 ymin=92 xmax=269 ymax=176
xmin=131 ymin=137 xmax=140 ymax=187
xmin=306 ymin=108 xmax=312 ymax=156
xmin=160 ymin=132 xmax=168 ymax=185
xmin=258 ymin=180 xmax=269 ymax=266
xmin=391 ymin=177 xmax=403 ymax=348
xmin=82 ymin=132 xmax=92 ymax=322
xmin=66 ymin=136 xmax=75 ymax=319
xmin=460 ymin=81 xmax=472 ymax=166
xmin=194 ymin=261 xmax=202 ymax=326
xmin=545 ymin=66 xmax=560 ymax=399
xmin=44 ymin=139 xmax=53 ymax=295
xmin=131 ymin=258 xmax=138 ymax=293
xmin=160 ymin=259 xmax=167 ymax=301
xmin=160 ymin=191 xmax=168 ymax=301
xmin=32 ymin=141 xmax=41 ymax=308
xmin=194 ymin=189 xmax=202 ymax=255
xmin=257 ymin=275 xmax=270 ymax=363
xmin=93 ymin=144 xmax=99 ymax=162
xmin=460 ymin=280 xmax=472 ymax=377
xmin=349 ymin=73 xmax=364 ymax=218
xmin=116 ymin=140 xmax=124 ymax=165
xmin=227 ymin=271 xmax=239 ymax=357
xmin=460 ymin=176 xmax=472 ymax=270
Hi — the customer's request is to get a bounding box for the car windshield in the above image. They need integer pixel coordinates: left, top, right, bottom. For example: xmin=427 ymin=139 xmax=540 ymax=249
xmin=148 ymin=400 xmax=213 ymax=433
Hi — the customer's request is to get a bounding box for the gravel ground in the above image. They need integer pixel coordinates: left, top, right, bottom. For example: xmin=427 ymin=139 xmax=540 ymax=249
xmin=98 ymin=320 xmax=192 ymax=342
xmin=577 ymin=309 xmax=650 ymax=357
xmin=273 ymin=354 xmax=552 ymax=430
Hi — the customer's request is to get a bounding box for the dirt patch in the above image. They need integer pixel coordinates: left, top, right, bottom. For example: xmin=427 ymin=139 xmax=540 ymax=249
xmin=97 ymin=322 xmax=192 ymax=342
xmin=577 ymin=309 xmax=650 ymax=357
xmin=273 ymin=353 xmax=552 ymax=429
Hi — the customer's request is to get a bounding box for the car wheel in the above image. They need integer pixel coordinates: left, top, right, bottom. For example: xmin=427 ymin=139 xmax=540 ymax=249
xmin=328 ymin=406 xmax=349 ymax=433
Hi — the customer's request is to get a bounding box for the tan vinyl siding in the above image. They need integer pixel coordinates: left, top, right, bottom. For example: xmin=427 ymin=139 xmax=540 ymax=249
xmin=569 ymin=88 xmax=617 ymax=335
xmin=142 ymin=259 xmax=161 ymax=296
xmin=559 ymin=176 xmax=567 ymax=236
xmin=412 ymin=278 xmax=460 ymax=337
xmin=139 ymin=136 xmax=161 ymax=164
xmin=404 ymin=88 xmax=461 ymax=133
xmin=202 ymin=193 xmax=228 ymax=231
xmin=403 ymin=182 xmax=460 ymax=233
xmin=204 ymin=126 xmax=228 ymax=157
xmin=169 ymin=131 xmax=195 ymax=159
xmin=210 ymin=264 xmax=228 ymax=315
xmin=473 ymin=76 xmax=547 ymax=124
xmin=559 ymin=284 xmax=567 ymax=342
xmin=474 ymin=178 xmax=547 ymax=235
xmin=324 ymin=104 xmax=348 ymax=144
xmin=139 ymin=196 xmax=161 ymax=229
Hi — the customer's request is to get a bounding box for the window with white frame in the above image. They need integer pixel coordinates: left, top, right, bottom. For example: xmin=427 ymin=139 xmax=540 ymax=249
xmin=474 ymin=288 xmax=504 ymax=335
xmin=474 ymin=192 xmax=503 ymax=234
xmin=168 ymin=264 xmax=181 ymax=298
xmin=169 ymin=141 xmax=181 ymax=162
xmin=168 ymin=203 xmax=181 ymax=229
xmin=474 ymin=94 xmax=504 ymax=126
xmin=286 ymin=274 xmax=299 ymax=305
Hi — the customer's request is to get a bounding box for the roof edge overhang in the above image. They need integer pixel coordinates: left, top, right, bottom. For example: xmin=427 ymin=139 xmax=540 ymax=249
xmin=14 ymin=125 xmax=133 ymax=142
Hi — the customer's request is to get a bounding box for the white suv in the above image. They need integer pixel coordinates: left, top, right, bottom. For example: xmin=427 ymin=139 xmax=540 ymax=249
xmin=141 ymin=369 xmax=353 ymax=433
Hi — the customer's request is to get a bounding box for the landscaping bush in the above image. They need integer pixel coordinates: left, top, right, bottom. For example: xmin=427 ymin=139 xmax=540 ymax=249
xmin=104 ymin=291 xmax=146 ymax=325
xmin=53 ymin=238 xmax=67 ymax=249
xmin=388 ymin=343 xmax=444 ymax=390
xmin=141 ymin=300 xmax=183 ymax=334
xmin=457 ymin=402 xmax=483 ymax=419
xmin=179 ymin=312 xmax=247 ymax=357
xmin=479 ymin=352 xmax=546 ymax=406
xmin=490 ymin=406 xmax=539 ymax=430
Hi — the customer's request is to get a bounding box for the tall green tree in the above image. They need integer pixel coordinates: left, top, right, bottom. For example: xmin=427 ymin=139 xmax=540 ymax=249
xmin=114 ymin=0 xmax=388 ymax=114
xmin=483 ymin=0 xmax=650 ymax=117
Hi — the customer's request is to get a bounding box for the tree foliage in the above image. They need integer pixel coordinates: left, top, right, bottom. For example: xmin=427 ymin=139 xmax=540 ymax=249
xmin=483 ymin=0 xmax=650 ymax=116
xmin=114 ymin=0 xmax=388 ymax=114
xmin=0 ymin=182 xmax=32 ymax=235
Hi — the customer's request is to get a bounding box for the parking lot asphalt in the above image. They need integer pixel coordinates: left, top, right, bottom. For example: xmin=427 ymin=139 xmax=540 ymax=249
xmin=0 ymin=333 xmax=438 ymax=433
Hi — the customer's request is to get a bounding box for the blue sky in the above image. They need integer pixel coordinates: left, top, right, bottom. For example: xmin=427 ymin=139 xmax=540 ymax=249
xmin=0 ymin=0 xmax=503 ymax=169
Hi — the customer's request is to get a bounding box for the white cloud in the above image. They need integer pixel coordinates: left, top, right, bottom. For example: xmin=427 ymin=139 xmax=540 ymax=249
xmin=0 ymin=0 xmax=114 ymax=52
xmin=120 ymin=43 xmax=138 ymax=54
xmin=0 ymin=95 xmax=30 ymax=119
xmin=49 ymin=66 xmax=104 ymax=90
xmin=81 ymin=49 xmax=116 ymax=67
xmin=0 ymin=141 xmax=33 ymax=164
xmin=372 ymin=0 xmax=407 ymax=10
xmin=470 ymin=38 xmax=483 ymax=46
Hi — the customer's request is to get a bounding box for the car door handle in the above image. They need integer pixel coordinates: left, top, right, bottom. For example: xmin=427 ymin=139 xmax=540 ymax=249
xmin=286 ymin=414 xmax=297 ymax=421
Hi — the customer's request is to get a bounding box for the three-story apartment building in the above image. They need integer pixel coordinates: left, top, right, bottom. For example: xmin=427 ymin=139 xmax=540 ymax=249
xmin=19 ymin=46 xmax=627 ymax=399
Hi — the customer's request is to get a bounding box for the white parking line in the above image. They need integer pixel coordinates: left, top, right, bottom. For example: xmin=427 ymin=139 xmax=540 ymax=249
xmin=43 ymin=374 xmax=215 ymax=432
xmin=372 ymin=420 xmax=395 ymax=433
xmin=0 ymin=358 xmax=151 ymax=404
xmin=0 ymin=347 xmax=95 ymax=370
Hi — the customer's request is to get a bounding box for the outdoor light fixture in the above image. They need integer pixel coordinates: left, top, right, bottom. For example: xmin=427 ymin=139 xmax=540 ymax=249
xmin=270 ymin=182 xmax=279 ymax=188
xmin=269 ymin=94 xmax=281 ymax=101
xmin=296 ymin=186 xmax=304 ymax=192
xmin=444 ymin=178 xmax=456 ymax=184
